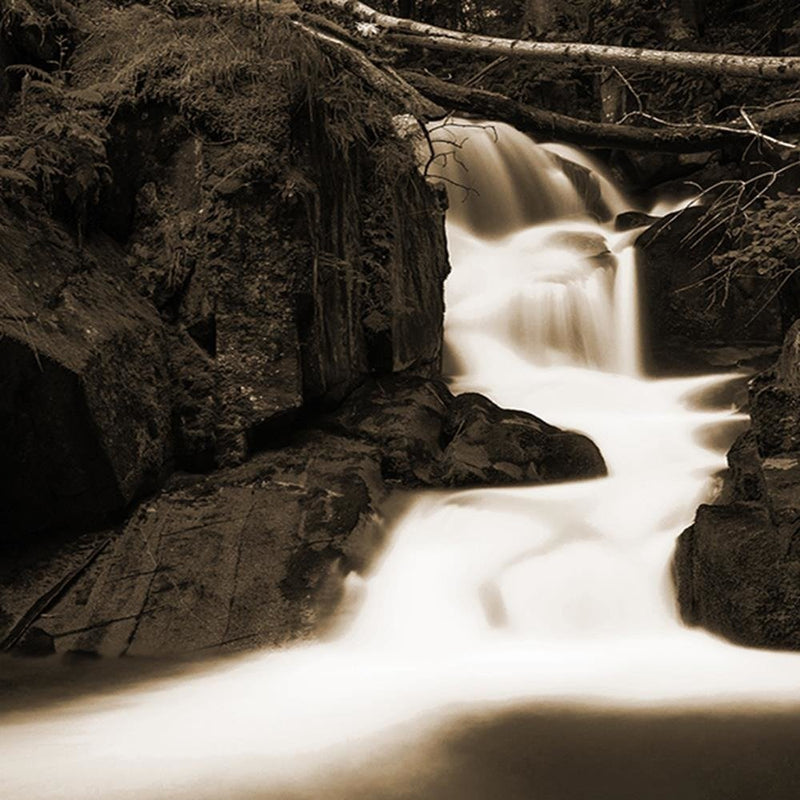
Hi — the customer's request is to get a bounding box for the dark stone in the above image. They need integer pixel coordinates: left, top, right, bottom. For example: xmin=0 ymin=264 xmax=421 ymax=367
xmin=0 ymin=88 xmax=451 ymax=534
xmin=13 ymin=627 xmax=56 ymax=658
xmin=750 ymin=321 xmax=800 ymax=457
xmin=1 ymin=379 xmax=607 ymax=658
xmin=619 ymin=150 xmax=715 ymax=192
xmin=438 ymin=393 xmax=606 ymax=486
xmin=324 ymin=375 xmax=450 ymax=484
xmin=550 ymin=154 xmax=612 ymax=222
xmin=675 ymin=325 xmax=800 ymax=649
xmin=113 ymin=108 xmax=449 ymax=467
xmin=614 ymin=211 xmax=659 ymax=232
xmin=324 ymin=375 xmax=607 ymax=488
xmin=637 ymin=207 xmax=782 ymax=372
xmin=3 ymin=432 xmax=387 ymax=658
xmin=0 ymin=209 xmax=172 ymax=540
xmin=675 ymin=500 xmax=800 ymax=649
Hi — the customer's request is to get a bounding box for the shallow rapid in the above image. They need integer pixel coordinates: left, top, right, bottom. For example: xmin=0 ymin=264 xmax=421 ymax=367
xmin=3 ymin=120 xmax=800 ymax=800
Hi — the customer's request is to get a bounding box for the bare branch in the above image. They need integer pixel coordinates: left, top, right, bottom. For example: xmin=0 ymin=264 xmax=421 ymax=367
xmin=316 ymin=0 xmax=800 ymax=80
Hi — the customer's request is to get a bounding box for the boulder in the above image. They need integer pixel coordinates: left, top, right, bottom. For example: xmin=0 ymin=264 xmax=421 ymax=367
xmin=675 ymin=488 xmax=800 ymax=649
xmin=438 ymin=392 xmax=606 ymax=486
xmin=550 ymin=153 xmax=611 ymax=222
xmin=323 ymin=375 xmax=450 ymax=484
xmin=614 ymin=211 xmax=659 ymax=232
xmin=750 ymin=320 xmax=800 ymax=457
xmin=5 ymin=432 xmax=386 ymax=657
xmin=674 ymin=324 xmax=800 ymax=649
xmin=2 ymin=378 xmax=607 ymax=657
xmin=0 ymin=209 xmax=172 ymax=539
xmin=324 ymin=375 xmax=607 ymax=488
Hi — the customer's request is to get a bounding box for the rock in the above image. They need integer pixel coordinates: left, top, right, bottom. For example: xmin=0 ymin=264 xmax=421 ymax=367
xmin=324 ymin=375 xmax=451 ymax=484
xmin=637 ymin=207 xmax=782 ymax=372
xmin=674 ymin=500 xmax=800 ymax=648
xmin=614 ymin=211 xmax=659 ymax=231
xmin=777 ymin=320 xmax=800 ymax=387
xmin=13 ymin=432 xmax=386 ymax=657
xmin=616 ymin=150 xmax=715 ymax=192
xmin=110 ymin=102 xmax=449 ymax=466
xmin=750 ymin=320 xmax=800 ymax=457
xmin=2 ymin=378 xmax=607 ymax=658
xmin=550 ymin=154 xmax=612 ymax=222
xmin=324 ymin=375 xmax=607 ymax=488
xmin=674 ymin=323 xmax=800 ymax=649
xmin=0 ymin=208 xmax=172 ymax=540
xmin=437 ymin=393 xmax=606 ymax=486
xmin=167 ymin=331 xmax=218 ymax=472
xmin=0 ymin=43 xmax=451 ymax=534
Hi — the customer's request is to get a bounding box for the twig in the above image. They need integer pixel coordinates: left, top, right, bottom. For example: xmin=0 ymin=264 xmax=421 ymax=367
xmin=0 ymin=538 xmax=111 ymax=652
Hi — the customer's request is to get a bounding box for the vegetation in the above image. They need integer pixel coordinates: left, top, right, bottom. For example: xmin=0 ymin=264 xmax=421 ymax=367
xmin=0 ymin=0 xmax=415 ymax=237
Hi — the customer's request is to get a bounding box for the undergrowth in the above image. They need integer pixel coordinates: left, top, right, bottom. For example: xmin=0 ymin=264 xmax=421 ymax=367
xmin=0 ymin=0 xmax=412 ymax=237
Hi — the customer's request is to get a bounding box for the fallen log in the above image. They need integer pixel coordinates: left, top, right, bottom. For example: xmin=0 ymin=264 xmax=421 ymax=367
xmin=405 ymin=72 xmax=792 ymax=152
xmin=316 ymin=0 xmax=800 ymax=80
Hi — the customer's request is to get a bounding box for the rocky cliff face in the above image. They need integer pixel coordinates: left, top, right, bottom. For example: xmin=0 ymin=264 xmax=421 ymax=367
xmin=674 ymin=321 xmax=800 ymax=649
xmin=0 ymin=2 xmax=451 ymax=541
xmin=0 ymin=113 xmax=449 ymax=541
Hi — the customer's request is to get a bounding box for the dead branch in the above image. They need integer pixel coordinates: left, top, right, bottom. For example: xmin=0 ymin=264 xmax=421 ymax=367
xmin=317 ymin=0 xmax=800 ymax=80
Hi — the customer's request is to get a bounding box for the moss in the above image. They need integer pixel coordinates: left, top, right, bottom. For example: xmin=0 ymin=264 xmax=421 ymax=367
xmin=0 ymin=1 xmax=413 ymax=239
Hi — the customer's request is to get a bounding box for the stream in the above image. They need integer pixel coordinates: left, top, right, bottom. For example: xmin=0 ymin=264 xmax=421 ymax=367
xmin=3 ymin=120 xmax=800 ymax=800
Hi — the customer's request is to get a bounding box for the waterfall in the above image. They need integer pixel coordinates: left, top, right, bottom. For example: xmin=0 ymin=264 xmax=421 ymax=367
xmin=434 ymin=119 xmax=641 ymax=374
xmin=4 ymin=120 xmax=800 ymax=800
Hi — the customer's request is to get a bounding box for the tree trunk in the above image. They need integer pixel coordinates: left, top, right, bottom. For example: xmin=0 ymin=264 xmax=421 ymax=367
xmin=292 ymin=20 xmax=444 ymax=119
xmin=317 ymin=0 xmax=800 ymax=80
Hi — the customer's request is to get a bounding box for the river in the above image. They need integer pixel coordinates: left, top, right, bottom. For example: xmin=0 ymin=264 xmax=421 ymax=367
xmin=3 ymin=120 xmax=800 ymax=800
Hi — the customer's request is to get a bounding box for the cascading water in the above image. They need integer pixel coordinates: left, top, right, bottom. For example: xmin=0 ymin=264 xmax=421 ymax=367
xmin=432 ymin=120 xmax=640 ymax=374
xmin=4 ymin=120 xmax=800 ymax=800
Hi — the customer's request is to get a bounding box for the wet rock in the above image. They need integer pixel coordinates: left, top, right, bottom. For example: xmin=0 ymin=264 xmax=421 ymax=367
xmin=750 ymin=320 xmax=800 ymax=457
xmin=167 ymin=331 xmax=218 ymax=472
xmin=674 ymin=500 xmax=800 ymax=648
xmin=325 ymin=375 xmax=607 ymax=488
xmin=550 ymin=154 xmax=612 ymax=222
xmin=438 ymin=393 xmax=606 ymax=486
xmin=675 ymin=323 xmax=800 ymax=649
xmin=614 ymin=211 xmax=659 ymax=232
xmin=2 ymin=378 xmax=607 ymax=657
xmin=324 ymin=375 xmax=450 ymax=484
xmin=616 ymin=150 xmax=715 ymax=192
xmin=0 ymin=84 xmax=450 ymax=535
xmin=112 ymin=105 xmax=449 ymax=466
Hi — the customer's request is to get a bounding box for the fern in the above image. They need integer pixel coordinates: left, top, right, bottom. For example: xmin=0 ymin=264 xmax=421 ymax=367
xmin=4 ymin=64 xmax=54 ymax=83
xmin=0 ymin=167 xmax=37 ymax=189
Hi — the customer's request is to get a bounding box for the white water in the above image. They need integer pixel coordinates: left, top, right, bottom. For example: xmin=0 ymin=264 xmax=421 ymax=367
xmin=4 ymin=121 xmax=800 ymax=800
